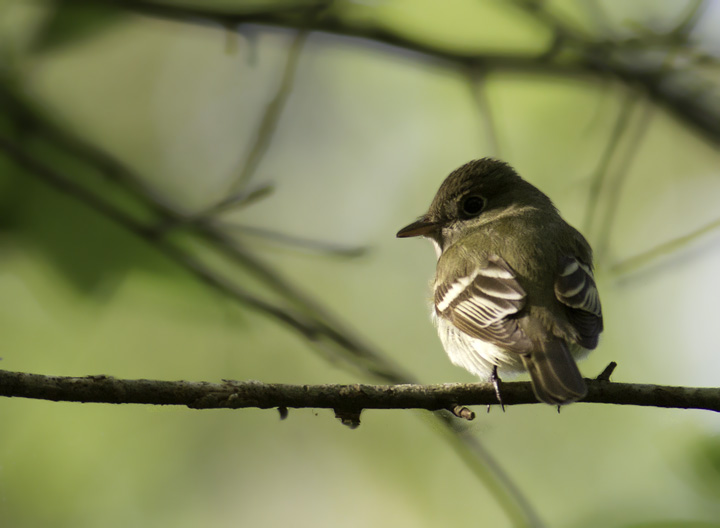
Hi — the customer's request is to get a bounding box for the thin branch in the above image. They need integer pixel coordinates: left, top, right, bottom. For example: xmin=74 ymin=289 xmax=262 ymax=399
xmin=433 ymin=414 xmax=545 ymax=527
xmin=611 ymin=214 xmax=720 ymax=275
xmin=596 ymin=361 xmax=617 ymax=381
xmin=581 ymin=0 xmax=615 ymax=37
xmin=229 ymin=28 xmax=308 ymax=193
xmin=584 ymin=89 xmax=640 ymax=236
xmin=153 ymin=183 xmax=275 ymax=234
xmin=466 ymin=68 xmax=501 ymax=158
xmin=594 ymin=99 xmax=655 ymax=261
xmin=219 ymin=222 xmax=367 ymax=257
xmin=1 ymin=369 xmax=718 ymax=412
xmin=667 ymin=0 xmax=708 ymax=41
xmin=203 ymin=183 xmax=275 ymax=213
xmin=508 ymin=0 xmax=720 ymax=147
xmin=510 ymin=0 xmax=593 ymax=43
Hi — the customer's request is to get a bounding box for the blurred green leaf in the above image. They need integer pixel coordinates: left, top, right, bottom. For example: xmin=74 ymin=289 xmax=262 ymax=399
xmin=0 ymin=171 xmax=133 ymax=295
xmin=32 ymin=2 xmax=129 ymax=52
xmin=689 ymin=435 xmax=720 ymax=498
xmin=0 ymin=150 xmax=179 ymax=298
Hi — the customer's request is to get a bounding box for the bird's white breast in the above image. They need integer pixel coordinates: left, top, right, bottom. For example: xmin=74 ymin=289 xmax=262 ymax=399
xmin=432 ymin=311 xmax=525 ymax=379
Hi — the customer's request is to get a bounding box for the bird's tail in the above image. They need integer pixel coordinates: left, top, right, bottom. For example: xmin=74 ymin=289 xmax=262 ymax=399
xmin=521 ymin=339 xmax=587 ymax=405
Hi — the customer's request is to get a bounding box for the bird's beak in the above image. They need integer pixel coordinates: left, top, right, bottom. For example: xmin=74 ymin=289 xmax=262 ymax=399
xmin=396 ymin=217 xmax=439 ymax=238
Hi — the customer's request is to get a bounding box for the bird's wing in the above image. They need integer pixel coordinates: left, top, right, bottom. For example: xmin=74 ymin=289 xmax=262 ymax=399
xmin=434 ymin=255 xmax=531 ymax=353
xmin=554 ymin=256 xmax=603 ymax=349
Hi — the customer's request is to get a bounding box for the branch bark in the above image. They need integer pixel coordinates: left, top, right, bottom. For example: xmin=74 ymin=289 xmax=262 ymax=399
xmin=2 ymin=369 xmax=718 ymax=414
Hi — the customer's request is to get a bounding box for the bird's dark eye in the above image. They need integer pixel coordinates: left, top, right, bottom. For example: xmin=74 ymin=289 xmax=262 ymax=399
xmin=460 ymin=195 xmax=485 ymax=218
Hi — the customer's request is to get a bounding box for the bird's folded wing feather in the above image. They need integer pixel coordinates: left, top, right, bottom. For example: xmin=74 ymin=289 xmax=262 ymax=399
xmin=554 ymin=256 xmax=603 ymax=349
xmin=434 ymin=255 xmax=531 ymax=353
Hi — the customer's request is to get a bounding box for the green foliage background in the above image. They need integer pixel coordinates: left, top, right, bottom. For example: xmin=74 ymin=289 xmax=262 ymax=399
xmin=1 ymin=1 xmax=720 ymax=526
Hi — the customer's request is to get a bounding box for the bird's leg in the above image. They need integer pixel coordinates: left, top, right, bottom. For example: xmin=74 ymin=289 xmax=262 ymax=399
xmin=490 ymin=365 xmax=505 ymax=412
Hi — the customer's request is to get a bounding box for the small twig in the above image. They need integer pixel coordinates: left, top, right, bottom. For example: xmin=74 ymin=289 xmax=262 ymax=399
xmin=510 ymin=0 xmax=593 ymax=43
xmin=220 ymin=222 xmax=367 ymax=257
xmin=224 ymin=23 xmax=240 ymax=54
xmin=584 ymin=90 xmax=639 ymax=236
xmin=667 ymin=0 xmax=708 ymax=41
xmin=466 ymin=68 xmax=501 ymax=157
xmin=212 ymin=183 xmax=275 ymax=211
xmin=150 ymin=183 xmax=275 ymax=235
xmin=229 ymin=29 xmax=308 ymax=194
xmin=594 ymin=99 xmax=654 ymax=261
xmin=596 ymin=361 xmax=617 ymax=381
xmin=581 ymin=0 xmax=615 ymax=37
xmin=611 ymin=215 xmax=720 ymax=276
xmin=432 ymin=411 xmax=546 ymax=528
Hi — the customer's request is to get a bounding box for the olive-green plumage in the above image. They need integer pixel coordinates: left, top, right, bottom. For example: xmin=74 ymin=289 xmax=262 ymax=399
xmin=397 ymin=158 xmax=603 ymax=405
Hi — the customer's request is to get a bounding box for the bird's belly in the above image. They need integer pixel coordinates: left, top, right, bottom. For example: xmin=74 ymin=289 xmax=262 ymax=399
xmin=433 ymin=314 xmax=525 ymax=379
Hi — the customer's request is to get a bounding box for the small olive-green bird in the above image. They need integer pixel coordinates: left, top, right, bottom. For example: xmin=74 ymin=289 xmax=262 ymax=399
xmin=397 ymin=158 xmax=603 ymax=405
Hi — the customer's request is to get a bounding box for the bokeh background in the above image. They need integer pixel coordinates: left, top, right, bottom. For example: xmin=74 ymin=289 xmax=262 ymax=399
xmin=1 ymin=1 xmax=720 ymax=527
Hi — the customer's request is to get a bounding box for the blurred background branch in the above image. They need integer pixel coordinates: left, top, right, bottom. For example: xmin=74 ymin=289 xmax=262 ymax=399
xmin=111 ymin=0 xmax=720 ymax=144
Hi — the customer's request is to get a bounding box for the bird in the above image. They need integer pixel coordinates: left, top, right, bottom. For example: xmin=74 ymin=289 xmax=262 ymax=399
xmin=396 ymin=158 xmax=603 ymax=405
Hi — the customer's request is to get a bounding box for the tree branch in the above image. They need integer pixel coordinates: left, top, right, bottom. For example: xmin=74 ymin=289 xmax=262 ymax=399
xmin=228 ymin=27 xmax=308 ymax=193
xmin=109 ymin=0 xmax=720 ymax=146
xmin=583 ymin=89 xmax=640 ymax=236
xmin=611 ymin=214 xmax=720 ymax=275
xmin=594 ymin=97 xmax=655 ymax=262
xmin=2 ymin=369 xmax=718 ymax=413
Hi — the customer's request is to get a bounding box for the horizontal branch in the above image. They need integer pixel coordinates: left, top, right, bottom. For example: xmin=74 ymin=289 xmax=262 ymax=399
xmin=1 ymin=369 xmax=718 ymax=415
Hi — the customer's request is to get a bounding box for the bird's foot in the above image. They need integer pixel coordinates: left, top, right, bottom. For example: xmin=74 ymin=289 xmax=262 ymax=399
xmin=490 ymin=365 xmax=505 ymax=412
